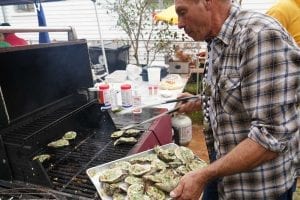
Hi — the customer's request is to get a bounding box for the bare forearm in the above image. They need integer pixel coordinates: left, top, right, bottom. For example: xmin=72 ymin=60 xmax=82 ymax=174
xmin=203 ymin=138 xmax=278 ymax=181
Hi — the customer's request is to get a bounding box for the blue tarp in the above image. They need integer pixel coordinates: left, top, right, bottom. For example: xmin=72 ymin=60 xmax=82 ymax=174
xmin=0 ymin=0 xmax=62 ymax=6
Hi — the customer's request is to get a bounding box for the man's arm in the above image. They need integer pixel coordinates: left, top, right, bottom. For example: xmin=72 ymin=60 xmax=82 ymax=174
xmin=170 ymin=138 xmax=278 ymax=199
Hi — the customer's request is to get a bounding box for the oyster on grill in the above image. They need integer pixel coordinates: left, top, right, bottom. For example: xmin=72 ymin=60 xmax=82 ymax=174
xmin=167 ymin=159 xmax=183 ymax=168
xmin=186 ymin=158 xmax=207 ymax=171
xmin=99 ymin=168 xmax=128 ymax=183
xmin=102 ymin=183 xmax=119 ymax=196
xmin=32 ymin=154 xmax=51 ymax=163
xmin=111 ymin=129 xmax=141 ymax=139
xmin=124 ymin=176 xmax=144 ymax=185
xmin=174 ymin=146 xmax=195 ymax=163
xmin=129 ymin=164 xmax=152 ymax=176
xmin=62 ymin=131 xmax=77 ymax=140
xmin=114 ymin=137 xmax=137 ymax=146
xmin=145 ymin=185 xmax=166 ymax=200
xmin=47 ymin=138 xmax=69 ymax=148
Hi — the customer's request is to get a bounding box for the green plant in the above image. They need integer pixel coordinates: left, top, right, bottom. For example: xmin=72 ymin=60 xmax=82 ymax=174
xmin=103 ymin=0 xmax=181 ymax=66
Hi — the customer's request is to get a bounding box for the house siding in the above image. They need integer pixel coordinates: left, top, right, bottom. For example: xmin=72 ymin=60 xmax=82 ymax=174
xmin=0 ymin=0 xmax=277 ymax=64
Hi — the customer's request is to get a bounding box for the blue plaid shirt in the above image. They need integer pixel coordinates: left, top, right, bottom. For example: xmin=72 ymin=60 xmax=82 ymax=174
xmin=205 ymin=3 xmax=300 ymax=199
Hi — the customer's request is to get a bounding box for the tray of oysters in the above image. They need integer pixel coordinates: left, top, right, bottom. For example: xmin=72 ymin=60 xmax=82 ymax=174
xmin=86 ymin=143 xmax=207 ymax=200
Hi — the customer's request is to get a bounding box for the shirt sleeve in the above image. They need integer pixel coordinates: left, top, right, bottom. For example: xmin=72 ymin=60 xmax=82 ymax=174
xmin=240 ymin=29 xmax=300 ymax=153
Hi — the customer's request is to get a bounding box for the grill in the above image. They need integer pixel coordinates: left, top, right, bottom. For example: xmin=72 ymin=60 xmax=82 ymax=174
xmin=0 ymin=40 xmax=172 ymax=199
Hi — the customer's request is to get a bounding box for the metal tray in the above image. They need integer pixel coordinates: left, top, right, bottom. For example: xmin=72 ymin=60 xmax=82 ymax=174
xmin=86 ymin=143 xmax=178 ymax=200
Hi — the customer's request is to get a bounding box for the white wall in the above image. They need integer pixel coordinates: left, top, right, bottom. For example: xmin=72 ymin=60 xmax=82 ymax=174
xmin=0 ymin=0 xmax=277 ymax=64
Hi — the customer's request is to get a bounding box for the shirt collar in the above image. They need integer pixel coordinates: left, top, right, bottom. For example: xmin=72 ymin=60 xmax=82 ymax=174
xmin=215 ymin=3 xmax=241 ymax=46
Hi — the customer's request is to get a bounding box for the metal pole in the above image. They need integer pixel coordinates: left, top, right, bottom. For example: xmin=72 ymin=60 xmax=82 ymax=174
xmin=1 ymin=6 xmax=7 ymax=22
xmin=92 ymin=0 xmax=109 ymax=75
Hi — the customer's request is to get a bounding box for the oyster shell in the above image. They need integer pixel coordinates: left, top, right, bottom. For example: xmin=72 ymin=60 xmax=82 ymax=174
xmin=151 ymin=158 xmax=168 ymax=171
xmin=99 ymin=168 xmax=128 ymax=183
xmin=174 ymin=146 xmax=195 ymax=163
xmin=146 ymin=185 xmax=166 ymax=200
xmin=47 ymin=138 xmax=69 ymax=148
xmin=32 ymin=154 xmax=51 ymax=163
xmin=112 ymin=192 xmax=126 ymax=200
xmin=129 ymin=164 xmax=152 ymax=176
xmin=155 ymin=176 xmax=180 ymax=192
xmin=175 ymin=165 xmax=189 ymax=175
xmin=111 ymin=129 xmax=141 ymax=139
xmin=124 ymin=176 xmax=144 ymax=185
xmin=186 ymin=158 xmax=207 ymax=171
xmin=114 ymin=137 xmax=137 ymax=146
xmin=111 ymin=161 xmax=131 ymax=171
xmin=127 ymin=184 xmax=144 ymax=200
xmin=111 ymin=130 xmax=124 ymax=139
xmin=154 ymin=146 xmax=176 ymax=162
xmin=129 ymin=154 xmax=157 ymax=164
xmin=62 ymin=131 xmax=77 ymax=140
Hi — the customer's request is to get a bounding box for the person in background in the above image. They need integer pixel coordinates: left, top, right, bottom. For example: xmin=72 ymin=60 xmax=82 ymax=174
xmin=170 ymin=0 xmax=300 ymax=200
xmin=266 ymin=0 xmax=300 ymax=46
xmin=0 ymin=32 xmax=11 ymax=47
xmin=0 ymin=23 xmax=28 ymax=46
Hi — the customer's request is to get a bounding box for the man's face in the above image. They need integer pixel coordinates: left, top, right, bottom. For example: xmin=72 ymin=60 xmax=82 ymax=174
xmin=175 ymin=0 xmax=212 ymax=41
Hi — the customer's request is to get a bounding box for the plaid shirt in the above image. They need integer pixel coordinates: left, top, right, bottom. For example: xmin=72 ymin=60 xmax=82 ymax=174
xmin=204 ymin=3 xmax=300 ymax=199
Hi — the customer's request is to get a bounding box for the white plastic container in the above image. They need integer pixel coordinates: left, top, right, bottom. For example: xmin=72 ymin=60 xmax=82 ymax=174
xmin=171 ymin=114 xmax=192 ymax=146
xmin=147 ymin=67 xmax=161 ymax=85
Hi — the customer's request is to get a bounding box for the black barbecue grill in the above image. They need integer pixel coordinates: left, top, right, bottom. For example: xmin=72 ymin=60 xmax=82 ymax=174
xmin=0 ymin=40 xmax=172 ymax=199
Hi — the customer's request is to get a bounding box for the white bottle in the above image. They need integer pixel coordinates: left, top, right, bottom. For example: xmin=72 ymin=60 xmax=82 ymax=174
xmin=172 ymin=114 xmax=192 ymax=146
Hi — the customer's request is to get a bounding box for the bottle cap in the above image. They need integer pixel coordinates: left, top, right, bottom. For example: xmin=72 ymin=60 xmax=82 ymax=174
xmin=121 ymin=84 xmax=131 ymax=89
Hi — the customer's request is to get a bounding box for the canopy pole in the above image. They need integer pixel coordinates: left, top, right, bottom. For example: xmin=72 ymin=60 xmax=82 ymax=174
xmin=92 ymin=0 xmax=109 ymax=75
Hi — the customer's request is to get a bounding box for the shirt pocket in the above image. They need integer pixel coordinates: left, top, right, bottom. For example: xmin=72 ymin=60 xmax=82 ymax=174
xmin=218 ymin=74 xmax=244 ymax=114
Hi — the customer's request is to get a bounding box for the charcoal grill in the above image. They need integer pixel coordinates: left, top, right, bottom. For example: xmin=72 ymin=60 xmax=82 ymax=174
xmin=0 ymin=40 xmax=172 ymax=199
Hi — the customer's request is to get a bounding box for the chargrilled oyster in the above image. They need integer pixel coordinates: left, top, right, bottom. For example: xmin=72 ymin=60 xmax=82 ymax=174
xmin=129 ymin=154 xmax=157 ymax=164
xmin=127 ymin=184 xmax=145 ymax=200
xmin=114 ymin=137 xmax=137 ymax=146
xmin=151 ymin=158 xmax=168 ymax=171
xmin=111 ymin=161 xmax=131 ymax=171
xmin=111 ymin=129 xmax=141 ymax=139
xmin=155 ymin=176 xmax=180 ymax=193
xmin=99 ymin=168 xmax=128 ymax=183
xmin=62 ymin=131 xmax=77 ymax=140
xmin=47 ymin=138 xmax=69 ymax=148
xmin=186 ymin=158 xmax=207 ymax=171
xmin=129 ymin=164 xmax=152 ymax=176
xmin=175 ymin=165 xmax=189 ymax=175
xmin=112 ymin=192 xmax=126 ymax=200
xmin=174 ymin=146 xmax=195 ymax=163
xmin=154 ymin=146 xmax=176 ymax=162
xmin=146 ymin=185 xmax=166 ymax=200
xmin=111 ymin=130 xmax=124 ymax=138
xmin=32 ymin=154 xmax=51 ymax=163
xmin=124 ymin=176 xmax=144 ymax=185
xmin=102 ymin=183 xmax=119 ymax=196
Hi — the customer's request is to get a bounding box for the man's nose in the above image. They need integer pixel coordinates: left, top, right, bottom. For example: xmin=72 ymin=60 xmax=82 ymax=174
xmin=178 ymin=20 xmax=184 ymax=29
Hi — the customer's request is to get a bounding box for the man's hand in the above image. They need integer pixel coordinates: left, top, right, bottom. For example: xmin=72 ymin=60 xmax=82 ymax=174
xmin=177 ymin=92 xmax=201 ymax=113
xmin=170 ymin=168 xmax=209 ymax=200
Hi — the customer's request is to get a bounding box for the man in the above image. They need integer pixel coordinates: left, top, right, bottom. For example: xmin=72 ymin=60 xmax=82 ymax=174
xmin=266 ymin=0 xmax=300 ymax=46
xmin=170 ymin=0 xmax=300 ymax=199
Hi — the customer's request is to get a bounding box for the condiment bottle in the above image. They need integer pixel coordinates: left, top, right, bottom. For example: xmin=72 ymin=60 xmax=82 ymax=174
xmin=121 ymin=83 xmax=132 ymax=108
xmin=98 ymin=84 xmax=111 ymax=108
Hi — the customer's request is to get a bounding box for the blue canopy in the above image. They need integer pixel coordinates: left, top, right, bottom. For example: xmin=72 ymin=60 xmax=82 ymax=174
xmin=0 ymin=0 xmax=63 ymax=6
